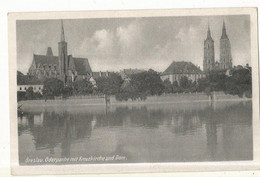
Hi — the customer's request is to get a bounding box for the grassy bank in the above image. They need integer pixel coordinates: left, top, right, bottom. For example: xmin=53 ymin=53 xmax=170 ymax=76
xmin=18 ymin=92 xmax=250 ymax=109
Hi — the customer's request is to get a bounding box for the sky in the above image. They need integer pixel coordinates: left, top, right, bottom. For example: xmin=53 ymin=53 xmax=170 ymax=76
xmin=16 ymin=15 xmax=250 ymax=74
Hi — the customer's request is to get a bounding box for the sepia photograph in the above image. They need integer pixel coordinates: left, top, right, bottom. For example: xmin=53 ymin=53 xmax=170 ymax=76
xmin=8 ymin=8 xmax=259 ymax=175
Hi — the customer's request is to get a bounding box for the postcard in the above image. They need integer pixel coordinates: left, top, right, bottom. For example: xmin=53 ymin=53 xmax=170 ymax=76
xmin=8 ymin=8 xmax=260 ymax=175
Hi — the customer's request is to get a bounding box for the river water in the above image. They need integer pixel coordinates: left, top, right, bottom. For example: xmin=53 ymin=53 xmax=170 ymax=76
xmin=18 ymin=100 xmax=252 ymax=165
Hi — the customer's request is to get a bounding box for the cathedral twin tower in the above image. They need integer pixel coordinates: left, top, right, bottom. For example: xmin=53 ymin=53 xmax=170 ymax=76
xmin=203 ymin=21 xmax=232 ymax=71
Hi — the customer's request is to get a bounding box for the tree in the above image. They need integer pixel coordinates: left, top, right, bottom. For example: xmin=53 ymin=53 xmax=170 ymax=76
xmin=130 ymin=69 xmax=164 ymax=96
xmin=197 ymin=77 xmax=209 ymax=92
xmin=190 ymin=81 xmax=198 ymax=93
xmin=43 ymin=78 xmax=64 ymax=99
xmin=172 ymin=81 xmax=179 ymax=93
xmin=62 ymin=86 xmax=73 ymax=98
xmin=72 ymin=79 xmax=93 ymax=95
xmin=115 ymin=69 xmax=164 ymax=101
xmin=25 ymin=87 xmax=34 ymax=100
xmin=225 ymin=68 xmax=251 ymax=98
xmin=163 ymin=79 xmax=172 ymax=93
xmin=208 ymin=70 xmax=227 ymax=91
xmin=95 ymin=73 xmax=123 ymax=95
xmin=17 ymin=91 xmax=26 ymax=102
xmin=179 ymin=76 xmax=192 ymax=92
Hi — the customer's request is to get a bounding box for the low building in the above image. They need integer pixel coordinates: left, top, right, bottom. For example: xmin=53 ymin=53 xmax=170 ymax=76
xmin=17 ymin=85 xmax=44 ymax=94
xmin=160 ymin=61 xmax=205 ymax=84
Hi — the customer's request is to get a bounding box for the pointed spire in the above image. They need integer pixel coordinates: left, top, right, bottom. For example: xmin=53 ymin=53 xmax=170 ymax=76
xmin=221 ymin=20 xmax=228 ymax=39
xmin=207 ymin=24 xmax=211 ymax=38
xmin=61 ymin=20 xmax=65 ymax=42
xmin=206 ymin=23 xmax=213 ymax=40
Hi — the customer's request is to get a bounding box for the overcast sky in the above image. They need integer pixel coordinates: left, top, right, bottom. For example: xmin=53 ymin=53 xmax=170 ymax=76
xmin=17 ymin=15 xmax=250 ymax=74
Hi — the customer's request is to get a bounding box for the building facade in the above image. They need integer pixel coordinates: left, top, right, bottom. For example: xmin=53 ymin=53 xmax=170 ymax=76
xmin=203 ymin=25 xmax=215 ymax=72
xmin=160 ymin=61 xmax=204 ymax=84
xmin=28 ymin=20 xmax=92 ymax=85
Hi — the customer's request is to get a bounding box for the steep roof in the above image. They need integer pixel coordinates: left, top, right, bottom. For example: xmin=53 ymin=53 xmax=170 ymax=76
xmin=206 ymin=25 xmax=214 ymax=41
xmin=17 ymin=71 xmax=43 ymax=85
xmin=162 ymin=61 xmax=202 ymax=75
xmin=33 ymin=54 xmax=92 ymax=75
xmin=73 ymin=57 xmax=92 ymax=75
xmin=33 ymin=54 xmax=59 ymax=67
xmin=221 ymin=21 xmax=228 ymax=39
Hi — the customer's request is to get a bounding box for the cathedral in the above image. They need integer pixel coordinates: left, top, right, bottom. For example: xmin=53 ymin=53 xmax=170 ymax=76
xmin=203 ymin=21 xmax=232 ymax=71
xmin=28 ymin=20 xmax=92 ymax=85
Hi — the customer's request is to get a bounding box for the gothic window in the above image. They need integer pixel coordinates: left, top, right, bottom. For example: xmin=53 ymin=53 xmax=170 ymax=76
xmin=49 ymin=65 xmax=51 ymax=70
xmin=20 ymin=87 xmax=22 ymax=91
xmin=54 ymin=65 xmax=56 ymax=70
xmin=43 ymin=65 xmax=46 ymax=70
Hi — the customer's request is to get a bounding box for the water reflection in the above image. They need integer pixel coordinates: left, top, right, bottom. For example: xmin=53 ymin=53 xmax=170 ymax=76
xmin=18 ymin=101 xmax=252 ymax=164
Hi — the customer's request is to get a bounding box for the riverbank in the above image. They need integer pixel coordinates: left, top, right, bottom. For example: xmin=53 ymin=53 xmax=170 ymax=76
xmin=19 ymin=92 xmax=251 ymax=109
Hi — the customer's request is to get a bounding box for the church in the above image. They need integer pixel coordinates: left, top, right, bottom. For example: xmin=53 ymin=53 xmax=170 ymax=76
xmin=28 ymin=21 xmax=93 ymax=85
xmin=203 ymin=21 xmax=233 ymax=71
xmin=160 ymin=20 xmax=233 ymax=84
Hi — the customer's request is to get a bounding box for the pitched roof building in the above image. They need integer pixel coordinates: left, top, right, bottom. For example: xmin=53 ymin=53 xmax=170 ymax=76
xmin=28 ymin=20 xmax=92 ymax=84
xmin=160 ymin=61 xmax=204 ymax=84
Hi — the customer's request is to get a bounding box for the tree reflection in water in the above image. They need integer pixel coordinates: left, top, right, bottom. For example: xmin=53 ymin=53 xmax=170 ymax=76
xmin=18 ymin=101 xmax=252 ymax=163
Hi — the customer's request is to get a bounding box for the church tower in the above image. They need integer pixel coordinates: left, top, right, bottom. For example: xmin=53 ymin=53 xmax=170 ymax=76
xmin=58 ymin=20 xmax=68 ymax=83
xmin=203 ymin=24 xmax=215 ymax=72
xmin=220 ymin=21 xmax=232 ymax=70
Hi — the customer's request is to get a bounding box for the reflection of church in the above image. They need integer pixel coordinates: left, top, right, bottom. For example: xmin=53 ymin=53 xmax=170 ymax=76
xmin=18 ymin=111 xmax=94 ymax=158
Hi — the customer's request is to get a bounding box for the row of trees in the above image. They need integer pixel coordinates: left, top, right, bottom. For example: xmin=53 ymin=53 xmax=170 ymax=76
xmin=161 ymin=70 xmax=238 ymax=95
xmin=17 ymin=67 xmax=252 ymax=102
xmin=116 ymin=68 xmax=252 ymax=101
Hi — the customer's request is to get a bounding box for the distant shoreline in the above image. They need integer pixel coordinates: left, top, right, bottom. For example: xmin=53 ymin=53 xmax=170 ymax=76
xmin=18 ymin=92 xmax=251 ymax=108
